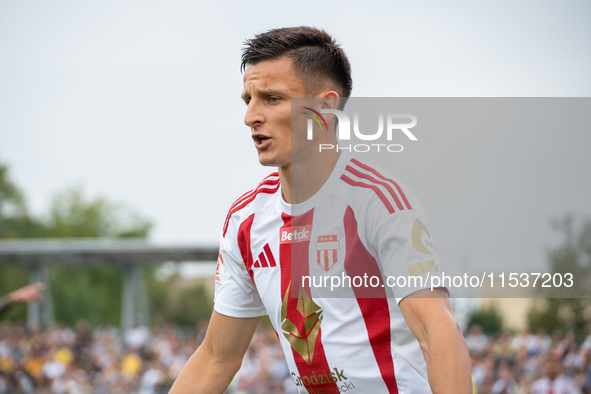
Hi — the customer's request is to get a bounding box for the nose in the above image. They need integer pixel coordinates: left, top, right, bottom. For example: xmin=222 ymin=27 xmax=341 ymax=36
xmin=244 ymin=98 xmax=264 ymax=129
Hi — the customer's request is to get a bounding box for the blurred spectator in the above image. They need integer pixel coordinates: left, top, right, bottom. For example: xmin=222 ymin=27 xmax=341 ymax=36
xmin=491 ymin=363 xmax=516 ymax=394
xmin=0 ymin=319 xmax=292 ymax=393
xmin=514 ymin=370 xmax=533 ymax=394
xmin=512 ymin=328 xmax=535 ymax=354
xmin=530 ymin=350 xmax=580 ymax=394
xmin=492 ymin=332 xmax=514 ymax=363
xmin=121 ymin=349 xmax=142 ymax=379
xmin=530 ymin=329 xmax=552 ymax=357
xmin=140 ymin=359 xmax=165 ymax=394
xmin=466 ymin=324 xmax=489 ymax=356
xmin=124 ymin=321 xmax=150 ymax=351
xmin=4 ymin=316 xmax=591 ymax=393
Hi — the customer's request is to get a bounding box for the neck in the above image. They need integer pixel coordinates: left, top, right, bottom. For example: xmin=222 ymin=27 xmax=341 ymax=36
xmin=279 ymin=150 xmax=341 ymax=205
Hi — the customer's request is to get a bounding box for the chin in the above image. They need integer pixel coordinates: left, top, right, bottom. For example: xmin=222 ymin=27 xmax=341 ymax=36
xmin=257 ymin=156 xmax=277 ymax=167
xmin=257 ymin=154 xmax=286 ymax=168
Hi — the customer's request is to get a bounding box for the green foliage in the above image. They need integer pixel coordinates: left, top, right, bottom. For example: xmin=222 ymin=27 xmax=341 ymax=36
xmin=49 ymin=266 xmax=124 ymax=327
xmin=169 ymin=283 xmax=213 ymax=326
xmin=548 ymin=215 xmax=590 ymax=279
xmin=0 ymin=265 xmax=30 ymax=321
xmin=0 ymin=163 xmax=46 ymax=238
xmin=46 ymin=186 xmax=152 ymax=238
xmin=527 ymin=298 xmax=589 ymax=341
xmin=0 ymin=160 xmax=153 ymax=326
xmin=527 ymin=298 xmax=567 ymax=335
xmin=0 ymin=163 xmax=26 ymax=216
xmin=146 ymin=268 xmax=213 ymax=328
xmin=526 ymin=215 xmax=591 ymax=340
xmin=467 ymin=304 xmax=503 ymax=334
xmin=0 ymin=163 xmax=46 ymax=320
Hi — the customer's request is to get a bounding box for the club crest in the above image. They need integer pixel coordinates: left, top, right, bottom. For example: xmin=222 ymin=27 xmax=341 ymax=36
xmin=315 ymin=235 xmax=339 ymax=271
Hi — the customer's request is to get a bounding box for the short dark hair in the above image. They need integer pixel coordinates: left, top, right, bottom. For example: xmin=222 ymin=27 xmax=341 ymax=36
xmin=241 ymin=26 xmax=352 ymax=101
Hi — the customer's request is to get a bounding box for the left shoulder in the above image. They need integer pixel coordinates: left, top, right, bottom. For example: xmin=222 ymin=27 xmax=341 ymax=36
xmin=337 ymin=156 xmax=418 ymax=216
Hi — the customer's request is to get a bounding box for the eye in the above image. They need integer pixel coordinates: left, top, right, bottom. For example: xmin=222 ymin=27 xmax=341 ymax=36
xmin=269 ymin=97 xmax=280 ymax=103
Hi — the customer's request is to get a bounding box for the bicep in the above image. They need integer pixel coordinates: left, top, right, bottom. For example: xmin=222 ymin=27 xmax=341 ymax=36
xmin=200 ymin=310 xmax=261 ymax=365
xmin=170 ymin=312 xmax=261 ymax=393
xmin=398 ymin=288 xmax=456 ymax=349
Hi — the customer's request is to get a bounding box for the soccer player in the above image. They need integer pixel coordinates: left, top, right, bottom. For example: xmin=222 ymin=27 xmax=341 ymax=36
xmin=170 ymin=26 xmax=471 ymax=394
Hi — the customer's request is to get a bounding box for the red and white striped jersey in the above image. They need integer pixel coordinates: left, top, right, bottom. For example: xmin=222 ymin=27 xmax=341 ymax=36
xmin=215 ymin=153 xmax=445 ymax=394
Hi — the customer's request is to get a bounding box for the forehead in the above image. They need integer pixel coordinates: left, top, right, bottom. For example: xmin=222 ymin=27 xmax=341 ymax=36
xmin=242 ymin=58 xmax=305 ymax=95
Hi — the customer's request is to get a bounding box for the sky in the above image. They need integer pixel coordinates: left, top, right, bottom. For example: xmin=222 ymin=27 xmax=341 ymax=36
xmin=1 ymin=1 xmax=590 ymax=278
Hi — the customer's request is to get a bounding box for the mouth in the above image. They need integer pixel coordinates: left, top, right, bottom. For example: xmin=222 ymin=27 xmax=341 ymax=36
xmin=253 ymin=134 xmax=268 ymax=143
xmin=252 ymin=134 xmax=271 ymax=149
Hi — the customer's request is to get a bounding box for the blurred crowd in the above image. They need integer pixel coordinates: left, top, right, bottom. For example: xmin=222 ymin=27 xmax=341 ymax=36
xmin=2 ymin=319 xmax=591 ymax=393
xmin=0 ymin=319 xmax=293 ymax=394
xmin=467 ymin=324 xmax=591 ymax=394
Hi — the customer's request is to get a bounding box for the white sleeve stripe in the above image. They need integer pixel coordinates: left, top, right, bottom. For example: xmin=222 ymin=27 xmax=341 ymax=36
xmin=344 ymin=166 xmax=408 ymax=213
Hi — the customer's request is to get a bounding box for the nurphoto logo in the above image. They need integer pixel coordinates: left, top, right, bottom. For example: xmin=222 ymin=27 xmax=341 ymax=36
xmin=304 ymin=107 xmax=418 ymax=153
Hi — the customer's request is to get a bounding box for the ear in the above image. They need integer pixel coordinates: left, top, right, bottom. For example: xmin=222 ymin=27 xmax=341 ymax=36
xmin=319 ymin=91 xmax=340 ymax=125
xmin=321 ymin=91 xmax=340 ymax=110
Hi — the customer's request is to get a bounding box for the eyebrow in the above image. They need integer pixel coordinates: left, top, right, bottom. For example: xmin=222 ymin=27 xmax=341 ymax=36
xmin=241 ymin=89 xmax=286 ymax=102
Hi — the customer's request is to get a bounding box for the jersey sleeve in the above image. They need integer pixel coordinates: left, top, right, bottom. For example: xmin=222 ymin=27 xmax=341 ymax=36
xmin=213 ymin=228 xmax=267 ymax=318
xmin=371 ymin=196 xmax=447 ymax=304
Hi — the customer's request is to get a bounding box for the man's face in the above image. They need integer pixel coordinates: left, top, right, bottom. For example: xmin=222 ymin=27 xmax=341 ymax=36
xmin=242 ymin=57 xmax=306 ymax=168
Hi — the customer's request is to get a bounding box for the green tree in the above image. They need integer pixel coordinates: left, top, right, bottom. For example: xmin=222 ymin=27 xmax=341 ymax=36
xmin=527 ymin=298 xmax=567 ymax=335
xmin=145 ymin=265 xmax=213 ymax=328
xmin=1 ymin=160 xmax=217 ymax=328
xmin=45 ymin=187 xmax=152 ymax=326
xmin=0 ymin=160 xmax=153 ymax=326
xmin=0 ymin=162 xmax=46 ymax=321
xmin=467 ymin=304 xmax=503 ymax=334
xmin=46 ymin=186 xmax=151 ymax=238
xmin=526 ymin=215 xmax=591 ymax=340
xmin=0 ymin=162 xmax=46 ymax=238
xmin=0 ymin=162 xmax=26 ymax=217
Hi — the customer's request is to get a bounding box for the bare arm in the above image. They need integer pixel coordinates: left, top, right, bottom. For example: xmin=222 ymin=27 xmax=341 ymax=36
xmin=399 ymin=288 xmax=472 ymax=394
xmin=6 ymin=282 xmax=45 ymax=304
xmin=169 ymin=310 xmax=261 ymax=394
xmin=0 ymin=282 xmax=45 ymax=318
